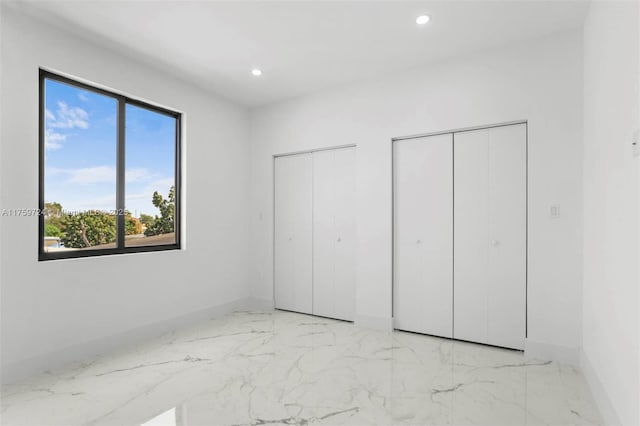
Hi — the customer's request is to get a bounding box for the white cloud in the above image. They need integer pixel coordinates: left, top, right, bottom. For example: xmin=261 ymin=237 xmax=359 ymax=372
xmin=68 ymin=166 xmax=115 ymax=184
xmin=47 ymin=166 xmax=115 ymax=185
xmin=125 ymin=192 xmax=149 ymax=201
xmin=46 ymin=168 xmax=172 ymax=216
xmin=145 ymin=178 xmax=174 ymax=193
xmin=47 ymin=166 xmax=151 ymax=185
xmin=125 ymin=177 xmax=175 ymax=217
xmin=78 ymin=92 xmax=89 ymax=102
xmin=47 ymin=101 xmax=89 ymax=129
xmin=76 ymin=194 xmax=116 ymax=210
xmin=51 ymin=194 xmax=117 ymax=213
xmin=45 ymin=129 xmax=66 ymax=151
xmin=43 ymin=102 xmax=89 ymax=150
xmin=125 ymin=168 xmax=151 ymax=182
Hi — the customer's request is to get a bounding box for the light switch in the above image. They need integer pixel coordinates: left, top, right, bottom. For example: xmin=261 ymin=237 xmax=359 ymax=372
xmin=550 ymin=204 xmax=560 ymax=219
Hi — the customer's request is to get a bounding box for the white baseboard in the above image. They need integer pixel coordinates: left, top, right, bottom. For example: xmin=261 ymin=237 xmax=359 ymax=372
xmin=0 ymin=297 xmax=269 ymax=385
xmin=355 ymin=314 xmax=393 ymax=331
xmin=524 ymin=338 xmax=580 ymax=366
xmin=580 ymin=351 xmax=623 ymax=426
xmin=244 ymin=297 xmax=275 ymax=310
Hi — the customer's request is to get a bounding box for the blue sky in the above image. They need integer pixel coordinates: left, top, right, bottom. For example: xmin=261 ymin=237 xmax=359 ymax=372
xmin=44 ymin=79 xmax=175 ymax=217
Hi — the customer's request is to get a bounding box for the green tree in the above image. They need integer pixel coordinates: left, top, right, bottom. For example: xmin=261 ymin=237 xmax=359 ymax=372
xmin=61 ymin=211 xmax=116 ymax=248
xmin=125 ymin=214 xmax=143 ymax=235
xmin=45 ymin=223 xmax=63 ymax=237
xmin=44 ymin=201 xmax=65 ymax=230
xmin=139 ymin=213 xmax=155 ymax=228
xmin=144 ymin=186 xmax=175 ymax=236
xmin=44 ymin=202 xmax=63 ymax=217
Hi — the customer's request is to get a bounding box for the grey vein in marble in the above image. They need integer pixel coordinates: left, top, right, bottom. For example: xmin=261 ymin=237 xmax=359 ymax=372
xmin=94 ymin=355 xmax=211 ymax=377
xmin=1 ymin=310 xmax=601 ymax=426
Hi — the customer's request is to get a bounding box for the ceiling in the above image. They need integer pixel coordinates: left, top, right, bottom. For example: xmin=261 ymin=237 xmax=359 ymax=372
xmin=13 ymin=1 xmax=589 ymax=107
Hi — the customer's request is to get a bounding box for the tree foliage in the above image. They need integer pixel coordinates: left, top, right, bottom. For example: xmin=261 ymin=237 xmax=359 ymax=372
xmin=45 ymin=187 xmax=173 ymax=248
xmin=45 ymin=223 xmax=63 ymax=237
xmin=139 ymin=213 xmax=155 ymax=228
xmin=144 ymin=186 xmax=175 ymax=236
xmin=44 ymin=201 xmax=65 ymax=230
xmin=125 ymin=213 xmax=143 ymax=235
xmin=61 ymin=211 xmax=116 ymax=248
xmin=44 ymin=202 xmax=63 ymax=216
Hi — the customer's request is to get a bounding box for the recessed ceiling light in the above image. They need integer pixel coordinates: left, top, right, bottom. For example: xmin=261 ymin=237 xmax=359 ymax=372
xmin=251 ymin=69 xmax=263 ymax=76
xmin=416 ymin=15 xmax=430 ymax=25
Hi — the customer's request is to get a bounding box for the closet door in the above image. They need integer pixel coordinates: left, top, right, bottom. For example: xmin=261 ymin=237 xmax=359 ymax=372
xmin=274 ymin=154 xmax=313 ymax=314
xmin=454 ymin=124 xmax=526 ymax=350
xmin=312 ymin=147 xmax=356 ymax=321
xmin=393 ymin=134 xmax=453 ymax=338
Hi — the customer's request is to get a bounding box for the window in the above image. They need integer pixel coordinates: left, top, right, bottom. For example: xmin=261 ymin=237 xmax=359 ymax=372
xmin=39 ymin=70 xmax=181 ymax=260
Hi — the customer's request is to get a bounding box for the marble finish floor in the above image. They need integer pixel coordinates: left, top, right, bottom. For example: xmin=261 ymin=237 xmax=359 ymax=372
xmin=1 ymin=310 xmax=601 ymax=425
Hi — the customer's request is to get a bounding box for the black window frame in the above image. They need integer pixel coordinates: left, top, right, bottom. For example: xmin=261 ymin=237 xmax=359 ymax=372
xmin=39 ymin=69 xmax=182 ymax=261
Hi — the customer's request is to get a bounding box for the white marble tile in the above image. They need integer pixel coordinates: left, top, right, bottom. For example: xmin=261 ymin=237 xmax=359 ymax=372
xmin=1 ymin=310 xmax=601 ymax=425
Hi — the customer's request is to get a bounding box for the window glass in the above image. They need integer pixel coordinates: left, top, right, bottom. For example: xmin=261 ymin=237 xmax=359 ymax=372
xmin=125 ymin=104 xmax=177 ymax=247
xmin=43 ymin=78 xmax=117 ymax=252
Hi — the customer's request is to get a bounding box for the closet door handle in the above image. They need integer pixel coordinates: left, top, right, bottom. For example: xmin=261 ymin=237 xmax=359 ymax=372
xmin=416 ymin=239 xmax=422 ymax=244
xmin=337 ymin=237 xmax=342 ymax=242
xmin=288 ymin=237 xmax=293 ymax=241
xmin=491 ymin=240 xmax=500 ymax=246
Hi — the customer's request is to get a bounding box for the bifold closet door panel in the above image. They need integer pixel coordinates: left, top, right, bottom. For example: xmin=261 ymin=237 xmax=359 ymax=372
xmin=453 ymin=130 xmax=490 ymax=344
xmin=274 ymin=154 xmax=313 ymax=314
xmin=454 ymin=124 xmax=526 ymax=350
xmin=312 ymin=147 xmax=356 ymax=321
xmin=486 ymin=124 xmax=527 ymax=349
xmin=393 ymin=134 xmax=453 ymax=338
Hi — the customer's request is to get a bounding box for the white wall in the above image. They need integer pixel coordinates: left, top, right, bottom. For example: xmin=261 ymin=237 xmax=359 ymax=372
xmin=249 ymin=31 xmax=585 ymax=361
xmin=582 ymin=1 xmax=640 ymax=425
xmin=0 ymin=8 xmax=251 ymax=381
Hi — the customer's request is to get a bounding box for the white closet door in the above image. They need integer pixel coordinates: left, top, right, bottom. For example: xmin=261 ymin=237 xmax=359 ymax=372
xmin=274 ymin=153 xmax=313 ymax=314
xmin=454 ymin=124 xmax=526 ymax=350
xmin=393 ymin=134 xmax=453 ymax=338
xmin=313 ymin=147 xmax=356 ymax=321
